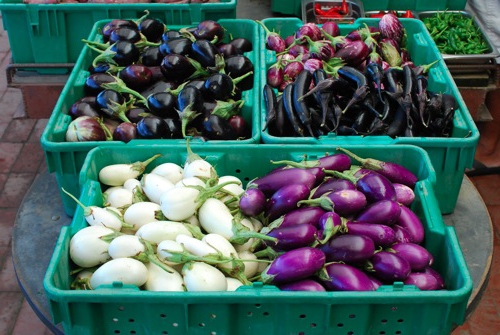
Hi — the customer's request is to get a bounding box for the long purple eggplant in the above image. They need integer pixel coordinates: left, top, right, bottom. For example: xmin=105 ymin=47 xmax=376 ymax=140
xmin=265 ymin=223 xmax=318 ymax=251
xmin=320 ymin=263 xmax=375 ymax=291
xmin=336 ymin=147 xmax=418 ymax=188
xmin=271 ymin=152 xmax=351 ymax=172
xmin=265 ymin=184 xmax=311 ymax=221
xmin=311 ymin=177 xmax=356 ymax=199
xmin=389 ymin=243 xmax=434 ymax=271
xmin=299 ymin=189 xmax=367 ymax=217
xmin=239 ymin=188 xmax=267 ymax=217
xmin=396 ymin=205 xmax=425 ymax=244
xmin=260 ymin=247 xmax=326 ymax=284
xmin=320 ymin=234 xmax=375 ymax=264
xmin=354 ymin=199 xmax=401 ymax=225
xmin=368 ymin=251 xmax=411 ymax=283
xmin=248 ymin=168 xmax=316 ymax=196
xmin=278 ymin=278 xmax=326 ymax=291
xmin=404 ymin=267 xmax=445 ymax=290
xmin=345 ymin=222 xmax=396 ymax=247
xmin=268 ymin=206 xmax=326 ymax=229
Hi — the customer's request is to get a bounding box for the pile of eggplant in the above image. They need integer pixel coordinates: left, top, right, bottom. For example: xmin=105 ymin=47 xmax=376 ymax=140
xmin=262 ymin=14 xmax=457 ymax=138
xmin=65 ymin=14 xmax=255 ymax=143
xmin=66 ymin=145 xmax=444 ymax=292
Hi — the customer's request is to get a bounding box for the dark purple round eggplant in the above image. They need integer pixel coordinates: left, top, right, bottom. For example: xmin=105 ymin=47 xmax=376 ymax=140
xmin=265 ymin=223 xmax=317 ymax=251
xmin=112 ymin=122 xmax=137 ymax=143
xmin=239 ymin=188 xmax=267 ymax=217
xmin=102 ymin=19 xmax=137 ymax=43
xmin=229 ymin=37 xmax=253 ymax=53
xmin=202 ymin=114 xmax=237 ymax=140
xmin=95 ymin=89 xmax=125 ymax=118
xmin=321 ymin=263 xmax=375 ymax=291
xmin=138 ymin=18 xmax=165 ymax=43
xmin=345 ymin=222 xmax=396 ymax=247
xmin=68 ymin=97 xmax=100 ymax=119
xmin=118 ymin=64 xmax=153 ymax=91
xmin=193 ymin=20 xmax=224 ymax=41
xmin=320 ymin=234 xmax=375 ymax=264
xmin=161 ymin=30 xmax=182 ymax=42
xmin=218 ymin=43 xmax=239 ymax=58
xmin=191 ymin=39 xmax=221 ymax=68
xmin=177 ymin=86 xmax=203 ymax=112
xmin=136 ymin=115 xmax=170 ymax=139
xmin=393 ymin=183 xmax=415 ymax=206
xmin=354 ymin=169 xmax=397 ymax=203
xmin=163 ymin=118 xmax=183 ymax=139
xmin=147 ymin=92 xmax=178 ymax=119
xmin=249 ymin=168 xmax=317 ymax=197
xmin=224 ymin=55 xmax=254 ymax=91
xmin=278 ymin=278 xmax=325 ymax=291
xmin=270 ymin=206 xmax=326 ymax=228
xmin=159 ymin=37 xmax=193 ymax=56
xmin=355 ymin=200 xmax=401 ymax=225
xmin=203 ymin=73 xmax=235 ymax=101
xmin=260 ymin=247 xmax=325 ymax=285
xmin=265 ymin=184 xmax=311 ymax=221
xmin=84 ymin=73 xmax=116 ymax=96
xmin=390 ymin=243 xmax=434 ymax=271
xmin=369 ymin=251 xmax=411 ymax=282
xmin=125 ymin=106 xmax=150 ymax=123
xmin=228 ymin=115 xmax=249 ymax=139
xmin=139 ymin=79 xmax=178 ymax=99
xmin=110 ymin=40 xmax=140 ymax=66
xmin=404 ymin=268 xmax=445 ymax=290
xmin=160 ymin=53 xmax=196 ymax=82
xmin=139 ymin=46 xmax=164 ymax=67
xmin=311 ymin=178 xmax=355 ymax=198
xmin=396 ymin=205 xmax=425 ymax=244
xmin=109 ymin=26 xmax=141 ymax=44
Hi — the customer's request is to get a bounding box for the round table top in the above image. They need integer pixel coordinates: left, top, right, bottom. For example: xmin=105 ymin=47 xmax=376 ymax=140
xmin=12 ymin=171 xmax=493 ymax=334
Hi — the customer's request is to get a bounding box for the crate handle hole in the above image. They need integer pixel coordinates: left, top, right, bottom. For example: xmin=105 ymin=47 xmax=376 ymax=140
xmin=128 ymin=318 xmax=135 ymax=323
xmin=310 ymin=323 xmax=317 ymax=328
xmin=381 ymin=319 xmax=387 ymax=324
xmin=263 ymin=311 xmax=270 ymax=317
xmin=349 ymin=314 xmax=356 ymax=318
xmin=160 ymin=313 xmax=167 ymax=319
xmin=337 ymin=323 xmax=344 ymax=327
xmin=397 ymin=319 xmax=404 ymax=323
xmin=199 ymin=323 xmax=205 ymax=327
xmin=299 ymin=314 xmax=306 ymax=319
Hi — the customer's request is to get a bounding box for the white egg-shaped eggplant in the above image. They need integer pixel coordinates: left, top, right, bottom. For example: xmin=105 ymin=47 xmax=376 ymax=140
xmin=108 ymin=235 xmax=146 ymax=259
xmin=135 ymin=221 xmax=193 ymax=245
xmin=182 ymin=261 xmax=227 ymax=291
xmin=144 ymin=262 xmax=185 ymax=292
xmin=98 ymin=154 xmax=161 ymax=186
xmin=140 ymin=173 xmax=175 ymax=204
xmin=123 ymin=201 xmax=161 ymax=231
xmin=175 ymin=177 xmax=206 ymax=188
xmin=123 ymin=178 xmax=142 ymax=192
xmin=105 ymin=188 xmax=133 ymax=209
xmin=151 ymin=162 xmax=184 ymax=184
xmin=69 ymin=226 xmax=114 ymax=268
xmin=238 ymin=250 xmax=259 ymax=278
xmin=157 ymin=239 xmax=185 ymax=266
xmin=90 ymin=258 xmax=149 ymax=289
xmin=159 ymin=186 xmax=200 ymax=221
xmin=176 ymin=234 xmax=217 ymax=257
xmin=226 ymin=277 xmax=244 ymax=291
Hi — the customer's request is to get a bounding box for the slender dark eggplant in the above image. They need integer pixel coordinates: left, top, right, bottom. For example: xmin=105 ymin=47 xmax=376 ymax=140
xmin=337 ymin=66 xmax=370 ymax=114
xmin=282 ymin=83 xmax=305 ymax=136
xmin=365 ymin=62 xmax=385 ymax=104
xmin=292 ymin=70 xmax=315 ymax=137
xmin=262 ymin=84 xmax=277 ymax=131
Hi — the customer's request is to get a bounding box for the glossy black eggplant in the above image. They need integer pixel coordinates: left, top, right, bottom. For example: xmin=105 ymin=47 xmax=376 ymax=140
xmin=68 ymin=97 xmax=100 ymax=119
xmin=292 ymin=70 xmax=315 ymax=137
xmin=95 ymin=89 xmax=129 ymax=122
xmin=161 ymin=30 xmax=182 ymax=42
xmin=84 ymin=73 xmax=116 ymax=96
xmin=138 ymin=18 xmax=165 ymax=43
xmin=147 ymin=91 xmax=178 ymax=119
xmin=193 ymin=20 xmax=224 ymax=42
xmin=282 ymin=83 xmax=305 ymax=136
xmin=202 ymin=114 xmax=237 ymax=140
xmin=177 ymin=85 xmax=203 ymax=112
xmin=109 ymin=40 xmax=140 ymax=66
xmin=229 ymin=37 xmax=253 ymax=53
xmin=125 ymin=106 xmax=150 ymax=123
xmin=102 ymin=19 xmax=137 ymax=43
xmin=337 ymin=66 xmax=370 ymax=114
xmin=118 ymin=64 xmax=153 ymax=91
xmin=159 ymin=37 xmax=193 ymax=56
xmin=136 ymin=115 xmax=170 ymax=139
xmin=109 ymin=26 xmax=141 ymax=44
xmin=140 ymin=46 xmax=164 ymax=66
xmin=224 ymin=55 xmax=254 ymax=91
xmin=312 ymin=68 xmax=333 ymax=127
xmin=365 ymin=62 xmax=385 ymax=104
xmin=190 ymin=39 xmax=221 ymax=68
xmin=139 ymin=79 xmax=178 ymax=98
xmin=203 ymin=73 xmax=235 ymax=100
xmin=262 ymin=84 xmax=277 ymax=131
xmin=160 ymin=53 xmax=197 ymax=82
xmin=163 ymin=117 xmax=183 ymax=139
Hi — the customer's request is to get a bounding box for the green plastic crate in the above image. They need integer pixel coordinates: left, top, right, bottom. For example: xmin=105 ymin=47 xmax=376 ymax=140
xmin=259 ymin=17 xmax=479 ymax=215
xmin=43 ymin=144 xmax=472 ymax=335
xmin=40 ymin=18 xmax=261 ymax=217
xmin=0 ymin=0 xmax=236 ymax=71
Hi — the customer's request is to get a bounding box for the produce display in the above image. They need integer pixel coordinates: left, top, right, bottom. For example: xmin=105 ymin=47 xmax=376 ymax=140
xmin=421 ymin=11 xmax=489 ymax=55
xmin=262 ymin=13 xmax=457 ymax=138
xmin=64 ymin=144 xmax=444 ymax=292
xmin=65 ymin=15 xmax=255 ymax=142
